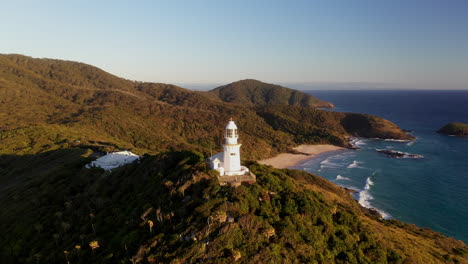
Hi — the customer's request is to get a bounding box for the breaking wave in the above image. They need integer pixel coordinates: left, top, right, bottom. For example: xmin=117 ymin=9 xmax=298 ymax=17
xmin=336 ymin=175 xmax=351 ymax=181
xmin=318 ymin=152 xmax=354 ymax=170
xmin=319 ymin=156 xmax=343 ymax=170
xmin=358 ymin=177 xmax=391 ymax=219
xmin=347 ymin=160 xmax=364 ymax=169
xmin=350 ymin=138 xmax=367 ymax=148
xmin=383 ymin=139 xmax=411 ymax=142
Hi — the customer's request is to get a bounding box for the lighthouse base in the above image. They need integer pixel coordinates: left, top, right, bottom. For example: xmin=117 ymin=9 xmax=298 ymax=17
xmin=217 ymin=169 xmax=256 ymax=187
xmin=224 ymin=166 xmax=250 ymax=176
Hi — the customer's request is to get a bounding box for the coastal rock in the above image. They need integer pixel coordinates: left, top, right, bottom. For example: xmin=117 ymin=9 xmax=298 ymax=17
xmin=344 ymin=187 xmax=359 ymax=194
xmin=366 ymin=208 xmax=384 ymax=219
xmin=375 ymin=149 xmax=424 ymax=159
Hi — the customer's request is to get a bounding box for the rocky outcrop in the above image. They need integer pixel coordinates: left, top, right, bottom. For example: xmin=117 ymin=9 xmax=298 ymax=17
xmin=375 ymin=149 xmax=424 ymax=159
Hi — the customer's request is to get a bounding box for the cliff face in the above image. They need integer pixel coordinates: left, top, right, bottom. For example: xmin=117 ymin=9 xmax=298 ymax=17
xmin=0 ymin=54 xmax=412 ymax=160
xmin=438 ymin=122 xmax=468 ymax=137
xmin=0 ymin=150 xmax=466 ymax=263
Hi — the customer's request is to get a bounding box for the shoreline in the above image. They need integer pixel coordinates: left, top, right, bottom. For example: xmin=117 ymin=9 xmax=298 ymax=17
xmin=258 ymin=143 xmax=389 ymax=220
xmin=258 ymin=144 xmax=345 ymax=169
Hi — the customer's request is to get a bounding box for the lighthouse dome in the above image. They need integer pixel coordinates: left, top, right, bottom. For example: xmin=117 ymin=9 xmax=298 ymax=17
xmin=226 ymin=120 xmax=237 ymax=130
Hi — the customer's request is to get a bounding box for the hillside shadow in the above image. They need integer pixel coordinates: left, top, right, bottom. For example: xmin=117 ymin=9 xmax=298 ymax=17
xmin=0 ymin=148 xmax=214 ymax=263
xmin=0 ymin=148 xmax=91 ymax=197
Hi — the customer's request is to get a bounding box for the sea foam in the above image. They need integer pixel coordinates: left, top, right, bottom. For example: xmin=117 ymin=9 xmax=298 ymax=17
xmin=358 ymin=177 xmax=391 ymax=219
xmin=336 ymin=175 xmax=351 ymax=181
xmin=319 ymin=156 xmax=342 ymax=170
xmin=350 ymin=138 xmax=367 ymax=148
xmin=383 ymin=139 xmax=411 ymax=142
xmin=347 ymin=160 xmax=364 ymax=169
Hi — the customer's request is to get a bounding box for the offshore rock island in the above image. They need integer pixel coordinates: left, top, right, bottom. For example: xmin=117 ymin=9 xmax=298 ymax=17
xmin=0 ymin=54 xmax=466 ymax=263
xmin=438 ymin=122 xmax=468 ymax=137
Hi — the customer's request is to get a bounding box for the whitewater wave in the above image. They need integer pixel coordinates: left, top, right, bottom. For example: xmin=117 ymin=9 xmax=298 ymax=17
xmin=319 ymin=156 xmax=343 ymax=170
xmin=383 ymin=139 xmax=411 ymax=142
xmin=358 ymin=177 xmax=373 ymax=207
xmin=347 ymin=160 xmax=364 ymax=169
xmin=336 ymin=175 xmax=351 ymax=181
xmin=358 ymin=177 xmax=391 ymax=219
xmin=350 ymin=138 xmax=367 ymax=148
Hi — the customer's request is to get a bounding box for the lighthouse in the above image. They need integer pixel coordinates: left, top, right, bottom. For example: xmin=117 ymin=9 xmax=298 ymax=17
xmin=209 ymin=119 xmax=250 ymax=177
xmin=223 ymin=119 xmax=242 ymax=175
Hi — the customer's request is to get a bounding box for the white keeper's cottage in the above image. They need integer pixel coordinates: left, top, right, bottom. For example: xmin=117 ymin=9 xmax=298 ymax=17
xmin=85 ymin=150 xmax=140 ymax=171
xmin=209 ymin=119 xmax=255 ymax=186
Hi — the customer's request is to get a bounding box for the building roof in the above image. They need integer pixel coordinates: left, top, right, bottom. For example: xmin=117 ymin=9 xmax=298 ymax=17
xmin=210 ymin=152 xmax=224 ymax=162
xmin=86 ymin=150 xmax=140 ymax=171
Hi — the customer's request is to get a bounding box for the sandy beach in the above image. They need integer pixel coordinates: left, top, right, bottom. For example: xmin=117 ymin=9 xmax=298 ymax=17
xmin=258 ymin=145 xmax=345 ymax=169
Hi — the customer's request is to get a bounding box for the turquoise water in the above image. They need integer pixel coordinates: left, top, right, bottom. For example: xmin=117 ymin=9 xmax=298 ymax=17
xmin=298 ymin=90 xmax=468 ymax=242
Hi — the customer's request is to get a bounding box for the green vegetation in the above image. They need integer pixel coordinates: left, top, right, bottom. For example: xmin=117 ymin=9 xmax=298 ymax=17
xmin=438 ymin=122 xmax=468 ymax=137
xmin=204 ymin=79 xmax=334 ymax=108
xmin=0 ymin=54 xmax=412 ymax=159
xmin=3 ymin=54 xmax=458 ymax=263
xmin=0 ymin=150 xmax=466 ymax=263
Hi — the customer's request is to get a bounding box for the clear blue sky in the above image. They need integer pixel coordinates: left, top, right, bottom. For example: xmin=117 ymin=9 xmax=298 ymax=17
xmin=1 ymin=0 xmax=467 ymax=89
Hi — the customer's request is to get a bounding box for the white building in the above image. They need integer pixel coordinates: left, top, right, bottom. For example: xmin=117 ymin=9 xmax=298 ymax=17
xmin=209 ymin=119 xmax=250 ymax=176
xmin=86 ymin=150 xmax=140 ymax=171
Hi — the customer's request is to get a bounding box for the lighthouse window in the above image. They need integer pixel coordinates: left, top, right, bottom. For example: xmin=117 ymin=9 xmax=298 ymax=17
xmin=230 ymin=153 xmax=236 ymax=156
xmin=227 ymin=129 xmax=234 ymax=137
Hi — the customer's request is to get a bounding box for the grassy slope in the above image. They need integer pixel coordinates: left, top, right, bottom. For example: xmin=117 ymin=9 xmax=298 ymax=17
xmin=0 ymin=55 xmax=465 ymax=263
xmin=0 ymin=54 xmax=412 ymax=160
xmin=0 ymin=150 xmax=466 ymax=264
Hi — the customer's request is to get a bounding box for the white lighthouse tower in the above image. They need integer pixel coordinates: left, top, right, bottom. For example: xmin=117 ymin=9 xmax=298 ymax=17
xmin=223 ymin=119 xmax=242 ymax=175
xmin=209 ymin=119 xmax=250 ymax=177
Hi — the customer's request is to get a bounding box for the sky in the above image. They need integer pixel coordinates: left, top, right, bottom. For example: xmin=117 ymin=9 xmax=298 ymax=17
xmin=1 ymin=0 xmax=467 ymax=89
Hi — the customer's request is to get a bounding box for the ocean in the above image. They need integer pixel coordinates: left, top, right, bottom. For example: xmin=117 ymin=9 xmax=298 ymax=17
xmin=299 ymin=90 xmax=468 ymax=242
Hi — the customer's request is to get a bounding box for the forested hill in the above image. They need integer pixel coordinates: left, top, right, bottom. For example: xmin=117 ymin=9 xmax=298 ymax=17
xmin=205 ymin=79 xmax=335 ymax=108
xmin=0 ymin=150 xmax=466 ymax=263
xmin=0 ymin=55 xmax=466 ymax=263
xmin=0 ymin=54 xmax=412 ymax=159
